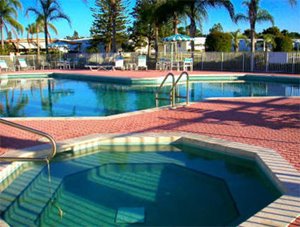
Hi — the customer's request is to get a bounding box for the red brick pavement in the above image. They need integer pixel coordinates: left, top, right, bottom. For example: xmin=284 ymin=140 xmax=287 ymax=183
xmin=0 ymin=96 xmax=300 ymax=225
xmin=1 ymin=97 xmax=299 ymax=171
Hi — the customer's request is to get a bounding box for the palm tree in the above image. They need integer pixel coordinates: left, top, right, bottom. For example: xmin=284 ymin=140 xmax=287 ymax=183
xmin=132 ymin=0 xmax=169 ymax=60
xmin=156 ymin=0 xmax=187 ymax=34
xmin=25 ymin=18 xmax=58 ymax=55
xmin=235 ymin=0 xmax=274 ymax=53
xmin=26 ymin=0 xmax=71 ymax=54
xmin=184 ymin=0 xmax=235 ymax=54
xmin=231 ymin=29 xmax=247 ymax=52
xmin=25 ymin=23 xmax=36 ymax=52
xmin=0 ymin=0 xmax=23 ymax=49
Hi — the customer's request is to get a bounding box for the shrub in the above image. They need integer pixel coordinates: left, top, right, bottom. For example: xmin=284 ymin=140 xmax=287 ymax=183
xmin=205 ymin=32 xmax=232 ymax=52
xmin=274 ymin=35 xmax=293 ymax=52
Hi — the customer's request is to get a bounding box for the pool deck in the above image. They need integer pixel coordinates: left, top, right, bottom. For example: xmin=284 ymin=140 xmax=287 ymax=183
xmin=0 ymin=69 xmax=300 ymax=226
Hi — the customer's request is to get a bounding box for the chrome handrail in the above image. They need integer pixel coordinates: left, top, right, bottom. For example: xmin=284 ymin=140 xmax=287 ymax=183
xmin=155 ymin=72 xmax=175 ymax=107
xmin=174 ymin=71 xmax=189 ymax=106
xmin=155 ymin=72 xmax=190 ymax=108
xmin=0 ymin=118 xmax=57 ymax=162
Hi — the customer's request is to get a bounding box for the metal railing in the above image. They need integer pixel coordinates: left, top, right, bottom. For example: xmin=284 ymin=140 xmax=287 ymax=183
xmin=0 ymin=51 xmax=299 ymax=73
xmin=0 ymin=118 xmax=57 ymax=162
xmin=155 ymin=72 xmax=175 ymax=108
xmin=174 ymin=71 xmax=189 ymax=106
xmin=155 ymin=71 xmax=190 ymax=108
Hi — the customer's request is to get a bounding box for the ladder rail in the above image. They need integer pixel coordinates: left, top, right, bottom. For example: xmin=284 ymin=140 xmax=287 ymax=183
xmin=0 ymin=118 xmax=57 ymax=162
xmin=174 ymin=71 xmax=189 ymax=105
xmin=155 ymin=72 xmax=175 ymax=107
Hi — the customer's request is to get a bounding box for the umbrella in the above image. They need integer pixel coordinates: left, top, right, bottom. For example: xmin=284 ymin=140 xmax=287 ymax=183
xmin=162 ymin=34 xmax=193 ymax=61
xmin=163 ymin=34 xmax=193 ymax=42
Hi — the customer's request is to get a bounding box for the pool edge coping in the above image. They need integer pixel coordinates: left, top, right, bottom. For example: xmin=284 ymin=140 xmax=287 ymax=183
xmin=0 ymin=132 xmax=299 ymax=226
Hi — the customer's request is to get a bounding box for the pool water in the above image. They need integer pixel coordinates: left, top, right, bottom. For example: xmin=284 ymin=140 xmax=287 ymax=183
xmin=0 ymin=77 xmax=299 ymax=117
xmin=0 ymin=144 xmax=281 ymax=226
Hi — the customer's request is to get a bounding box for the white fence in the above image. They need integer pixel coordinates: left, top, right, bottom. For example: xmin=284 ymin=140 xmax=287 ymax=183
xmin=0 ymin=52 xmax=299 ymax=74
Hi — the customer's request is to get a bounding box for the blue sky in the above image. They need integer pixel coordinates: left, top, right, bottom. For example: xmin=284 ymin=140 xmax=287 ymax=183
xmin=19 ymin=0 xmax=300 ymax=39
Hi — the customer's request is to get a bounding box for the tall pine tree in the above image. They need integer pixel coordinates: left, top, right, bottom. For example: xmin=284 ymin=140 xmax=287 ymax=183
xmin=90 ymin=0 xmax=127 ymax=53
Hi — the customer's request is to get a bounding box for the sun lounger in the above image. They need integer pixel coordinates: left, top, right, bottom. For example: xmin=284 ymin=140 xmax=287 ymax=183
xmin=85 ymin=64 xmax=113 ymax=71
xmin=16 ymin=58 xmax=35 ymax=71
xmin=0 ymin=59 xmax=14 ymax=71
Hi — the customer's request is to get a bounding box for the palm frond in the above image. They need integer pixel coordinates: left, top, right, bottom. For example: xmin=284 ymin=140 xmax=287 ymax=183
xmin=6 ymin=17 xmax=24 ymax=34
xmin=49 ymin=12 xmax=71 ymax=26
xmin=234 ymin=13 xmax=248 ymax=23
xmin=47 ymin=23 xmax=58 ymax=35
xmin=256 ymin=9 xmax=274 ymax=25
xmin=26 ymin=7 xmax=42 ymax=18
xmin=10 ymin=0 xmax=22 ymax=10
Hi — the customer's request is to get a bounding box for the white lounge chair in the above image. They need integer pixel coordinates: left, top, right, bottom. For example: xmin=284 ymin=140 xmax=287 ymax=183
xmin=0 ymin=59 xmax=14 ymax=71
xmin=182 ymin=58 xmax=193 ymax=71
xmin=114 ymin=56 xmax=124 ymax=70
xmin=136 ymin=55 xmax=147 ymax=70
xmin=16 ymin=58 xmax=35 ymax=71
xmin=84 ymin=64 xmax=113 ymax=71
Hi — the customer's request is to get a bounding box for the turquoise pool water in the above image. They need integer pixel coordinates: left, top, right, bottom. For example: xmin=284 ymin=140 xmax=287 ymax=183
xmin=0 ymin=144 xmax=281 ymax=226
xmin=0 ymin=76 xmax=299 ymax=117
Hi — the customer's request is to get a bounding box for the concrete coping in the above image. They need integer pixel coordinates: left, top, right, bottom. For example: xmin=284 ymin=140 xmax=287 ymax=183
xmin=0 ymin=132 xmax=299 ymax=226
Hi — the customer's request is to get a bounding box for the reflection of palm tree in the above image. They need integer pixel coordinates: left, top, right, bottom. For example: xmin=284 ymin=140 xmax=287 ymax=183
xmin=3 ymin=87 xmax=29 ymax=117
xmin=89 ymin=83 xmax=129 ymax=115
xmin=39 ymin=79 xmax=76 ymax=116
xmin=39 ymin=80 xmax=53 ymax=116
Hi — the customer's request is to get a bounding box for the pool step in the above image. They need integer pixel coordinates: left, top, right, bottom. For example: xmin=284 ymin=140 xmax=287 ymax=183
xmin=0 ymin=167 xmax=61 ymax=226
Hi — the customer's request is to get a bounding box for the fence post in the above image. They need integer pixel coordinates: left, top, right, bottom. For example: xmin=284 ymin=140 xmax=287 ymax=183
xmin=265 ymin=52 xmax=269 ymax=72
xmin=250 ymin=53 xmax=254 ymax=72
xmin=242 ymin=53 xmax=245 ymax=72
xmin=221 ymin=52 xmax=224 ymax=71
xmin=292 ymin=53 xmax=295 ymax=74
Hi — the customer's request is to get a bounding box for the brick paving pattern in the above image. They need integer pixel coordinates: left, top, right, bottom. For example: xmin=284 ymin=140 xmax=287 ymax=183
xmin=1 ymin=97 xmax=299 ymax=171
xmin=1 ymin=70 xmax=299 ymax=225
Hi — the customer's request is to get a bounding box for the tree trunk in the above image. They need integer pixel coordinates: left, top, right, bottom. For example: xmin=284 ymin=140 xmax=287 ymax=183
xmin=250 ymin=25 xmax=255 ymax=71
xmin=111 ymin=0 xmax=117 ymax=53
xmin=235 ymin=40 xmax=239 ymax=52
xmin=147 ymin=36 xmax=151 ymax=57
xmin=44 ymin=19 xmax=48 ymax=55
xmin=27 ymin=33 xmax=31 ymax=53
xmin=173 ymin=13 xmax=178 ymax=34
xmin=37 ymin=25 xmax=40 ymax=59
xmin=189 ymin=4 xmax=196 ymax=58
xmin=1 ymin=20 xmax=4 ymax=50
xmin=154 ymin=26 xmax=159 ymax=61
xmin=250 ymin=25 xmax=256 ymax=53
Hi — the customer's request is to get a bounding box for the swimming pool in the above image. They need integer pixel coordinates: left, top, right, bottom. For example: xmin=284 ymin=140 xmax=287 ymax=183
xmin=0 ymin=142 xmax=281 ymax=226
xmin=0 ymin=74 xmax=299 ymax=117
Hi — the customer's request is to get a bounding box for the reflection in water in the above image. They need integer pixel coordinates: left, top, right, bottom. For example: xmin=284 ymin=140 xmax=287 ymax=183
xmin=0 ymin=77 xmax=299 ymax=117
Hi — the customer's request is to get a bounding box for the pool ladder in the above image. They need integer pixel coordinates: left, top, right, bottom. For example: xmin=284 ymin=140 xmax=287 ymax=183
xmin=0 ymin=118 xmax=57 ymax=163
xmin=155 ymin=71 xmax=189 ymax=108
